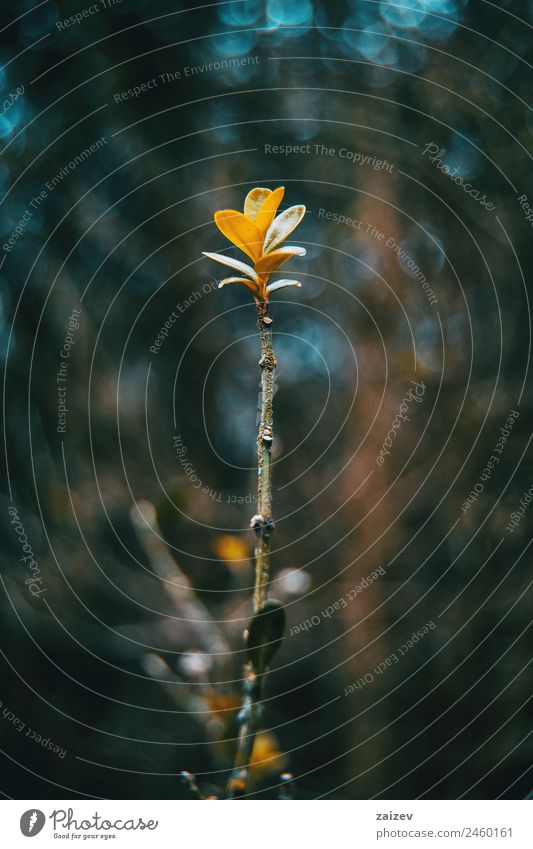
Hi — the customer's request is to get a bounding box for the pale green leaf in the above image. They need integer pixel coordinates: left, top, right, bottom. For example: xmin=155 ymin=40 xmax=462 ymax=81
xmin=263 ymin=205 xmax=306 ymax=253
xmin=202 ymin=251 xmax=259 ymax=283
xmin=218 ymin=276 xmax=259 ymax=295
xmin=266 ymin=279 xmax=302 ymax=294
xmin=244 ymin=188 xmax=272 ymax=221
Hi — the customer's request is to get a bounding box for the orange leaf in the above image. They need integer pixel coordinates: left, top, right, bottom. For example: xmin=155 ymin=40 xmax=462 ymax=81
xmin=255 ymin=245 xmax=306 ymax=275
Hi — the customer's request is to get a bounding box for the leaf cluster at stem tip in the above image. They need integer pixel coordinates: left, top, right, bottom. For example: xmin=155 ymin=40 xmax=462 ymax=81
xmin=202 ymin=186 xmax=306 ymax=302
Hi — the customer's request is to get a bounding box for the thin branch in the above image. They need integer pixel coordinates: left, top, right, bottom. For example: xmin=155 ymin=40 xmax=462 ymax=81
xmin=227 ymin=300 xmax=277 ymax=798
xmin=252 ymin=300 xmax=276 ymax=613
xmin=227 ymin=663 xmax=263 ymax=798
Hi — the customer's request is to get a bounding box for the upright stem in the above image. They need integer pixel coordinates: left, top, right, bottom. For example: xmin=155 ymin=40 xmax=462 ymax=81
xmin=253 ymin=300 xmax=276 ymax=612
xmin=227 ymin=300 xmax=276 ymax=799
xmin=226 ymin=664 xmax=263 ymax=798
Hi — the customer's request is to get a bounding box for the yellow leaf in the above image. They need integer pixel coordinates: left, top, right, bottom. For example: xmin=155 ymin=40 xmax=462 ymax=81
xmin=255 ymin=186 xmax=285 ymax=235
xmin=214 ymin=209 xmax=263 ymax=262
xmin=263 ymin=204 xmax=306 ymax=253
xmin=243 ymin=188 xmax=272 ymax=221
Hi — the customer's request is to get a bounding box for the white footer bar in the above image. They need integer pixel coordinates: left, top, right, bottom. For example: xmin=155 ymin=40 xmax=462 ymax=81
xmin=1 ymin=800 xmax=531 ymax=848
